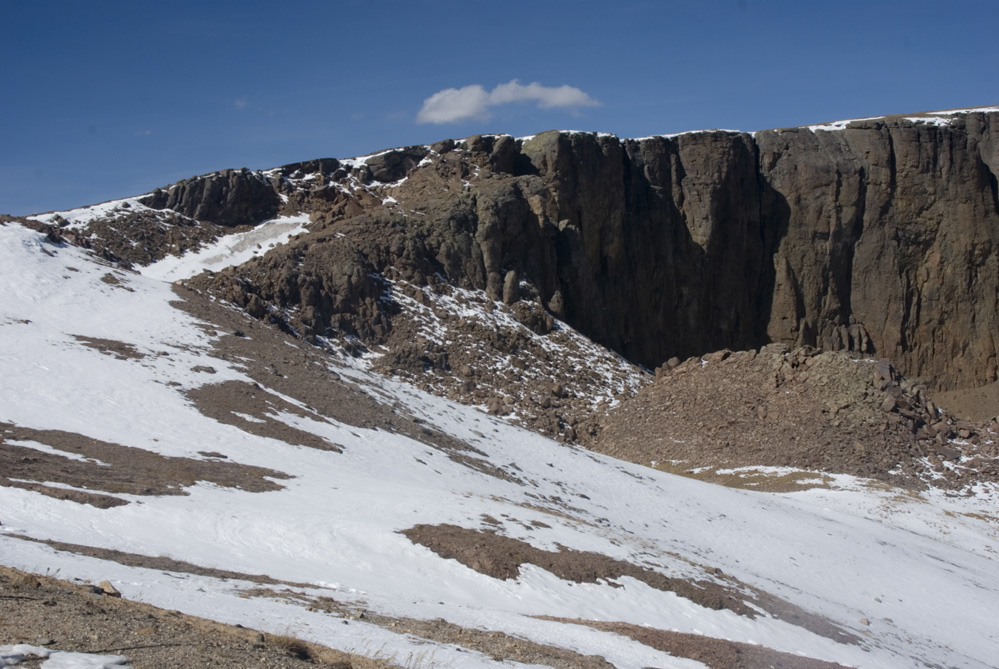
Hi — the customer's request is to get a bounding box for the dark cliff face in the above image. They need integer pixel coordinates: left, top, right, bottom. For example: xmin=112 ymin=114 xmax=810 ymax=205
xmin=510 ymin=113 xmax=999 ymax=389
xmin=188 ymin=110 xmax=999 ymax=390
xmin=141 ymin=168 xmax=281 ymax=227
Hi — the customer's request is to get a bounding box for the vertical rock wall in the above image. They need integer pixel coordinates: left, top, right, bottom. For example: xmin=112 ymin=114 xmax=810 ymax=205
xmin=192 ymin=111 xmax=999 ymax=391
xmin=517 ymin=111 xmax=999 ymax=388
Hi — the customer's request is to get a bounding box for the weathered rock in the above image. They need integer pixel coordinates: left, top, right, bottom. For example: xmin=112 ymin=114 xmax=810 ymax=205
xmin=141 ymin=168 xmax=280 ymax=227
xmin=62 ymin=108 xmax=999 ymax=394
xmin=98 ymin=580 xmax=121 ymax=597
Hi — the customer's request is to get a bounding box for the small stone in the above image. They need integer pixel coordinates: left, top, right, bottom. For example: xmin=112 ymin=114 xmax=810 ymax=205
xmin=98 ymin=580 xmax=121 ymax=597
xmin=937 ymin=446 xmax=961 ymax=462
xmin=36 ymin=638 xmax=55 ymax=646
xmin=859 ymin=617 xmax=870 ymax=626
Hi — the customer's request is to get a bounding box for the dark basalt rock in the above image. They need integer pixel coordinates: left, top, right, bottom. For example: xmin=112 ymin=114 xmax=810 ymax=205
xmin=141 ymin=168 xmax=280 ymax=227
xmin=144 ymin=110 xmax=999 ymax=390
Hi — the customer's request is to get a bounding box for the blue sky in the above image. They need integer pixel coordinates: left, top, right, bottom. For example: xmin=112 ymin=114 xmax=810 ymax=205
xmin=2 ymin=0 xmax=997 ymax=215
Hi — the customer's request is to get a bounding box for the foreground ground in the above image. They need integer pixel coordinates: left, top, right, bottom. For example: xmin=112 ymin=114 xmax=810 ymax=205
xmin=3 ymin=215 xmax=999 ymax=668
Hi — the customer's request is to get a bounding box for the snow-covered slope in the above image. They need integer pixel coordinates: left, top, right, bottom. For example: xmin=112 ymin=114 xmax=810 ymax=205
xmin=2 ymin=220 xmax=999 ymax=668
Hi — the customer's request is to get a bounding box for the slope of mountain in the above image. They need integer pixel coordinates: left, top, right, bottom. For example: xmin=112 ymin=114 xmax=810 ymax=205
xmin=2 ymin=108 xmax=999 ymax=668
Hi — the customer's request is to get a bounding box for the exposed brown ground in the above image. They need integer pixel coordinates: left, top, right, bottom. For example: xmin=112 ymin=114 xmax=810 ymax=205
xmin=0 ymin=564 xmax=382 ymax=669
xmin=2 ymin=537 xmax=614 ymax=668
xmin=592 ymin=345 xmax=999 ymax=490
xmin=72 ymin=335 xmax=145 ymax=360
xmin=402 ymin=523 xmax=859 ymax=646
xmin=541 ymin=617 xmax=852 ymax=669
xmin=931 ymin=380 xmax=999 ymax=423
xmin=0 ymin=422 xmax=289 ymax=508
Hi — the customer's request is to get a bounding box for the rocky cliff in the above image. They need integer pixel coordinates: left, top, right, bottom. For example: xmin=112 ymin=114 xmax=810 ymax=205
xmin=28 ymin=108 xmax=999 ymax=391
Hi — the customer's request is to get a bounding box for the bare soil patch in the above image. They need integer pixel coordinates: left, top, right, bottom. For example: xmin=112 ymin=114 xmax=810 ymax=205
xmin=403 ymin=523 xmax=859 ymax=646
xmin=0 ymin=422 xmax=289 ymax=507
xmin=185 ymin=380 xmax=342 ymax=452
xmin=593 ymin=345 xmax=999 ymax=490
xmin=241 ymin=586 xmax=615 ymax=669
xmin=0 ymin=565 xmax=381 ymax=668
xmin=653 ymin=463 xmax=836 ymax=493
xmin=404 ymin=524 xmax=753 ymax=617
xmin=541 ymin=617 xmax=851 ymax=669
xmin=72 ymin=335 xmax=145 ymax=360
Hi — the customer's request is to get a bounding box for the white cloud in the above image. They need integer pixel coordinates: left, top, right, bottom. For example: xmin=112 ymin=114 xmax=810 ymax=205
xmin=416 ymin=85 xmax=491 ymax=124
xmin=416 ymin=79 xmax=599 ymax=125
xmin=234 ymin=97 xmax=248 ymax=110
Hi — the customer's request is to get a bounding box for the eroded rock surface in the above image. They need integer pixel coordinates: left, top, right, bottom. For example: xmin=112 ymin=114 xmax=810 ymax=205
xmin=173 ymin=110 xmax=999 ymax=393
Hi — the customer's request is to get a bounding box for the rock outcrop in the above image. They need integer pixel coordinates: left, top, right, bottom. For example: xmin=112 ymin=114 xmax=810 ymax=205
xmin=141 ymin=168 xmax=281 ymax=227
xmin=60 ymin=109 xmax=999 ymax=391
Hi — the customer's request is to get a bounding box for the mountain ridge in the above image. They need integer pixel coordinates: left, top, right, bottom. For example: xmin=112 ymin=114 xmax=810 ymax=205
xmin=14 ymin=106 xmax=998 ymax=394
xmin=2 ymin=106 xmax=999 ymax=668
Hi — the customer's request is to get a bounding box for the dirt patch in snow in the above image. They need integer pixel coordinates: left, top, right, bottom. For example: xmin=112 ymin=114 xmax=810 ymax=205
xmin=402 ymin=523 xmax=755 ymax=616
xmin=541 ymin=617 xmax=851 ymax=669
xmin=185 ymin=380 xmax=342 ymax=452
xmin=0 ymin=564 xmax=388 ymax=668
xmin=403 ymin=523 xmax=860 ymax=646
xmin=0 ymin=423 xmax=289 ymax=507
xmin=4 ymin=535 xmax=316 ymax=589
xmin=72 ymin=335 xmax=146 ymax=361
xmin=241 ymin=587 xmax=615 ymax=669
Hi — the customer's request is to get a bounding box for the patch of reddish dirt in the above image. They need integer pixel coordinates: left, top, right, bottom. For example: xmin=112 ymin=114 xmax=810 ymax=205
xmin=1 ymin=422 xmax=289 ymax=507
xmin=542 ymin=617 xmax=852 ymax=669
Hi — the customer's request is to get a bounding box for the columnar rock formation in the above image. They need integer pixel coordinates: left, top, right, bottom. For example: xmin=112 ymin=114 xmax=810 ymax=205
xmin=51 ymin=109 xmax=999 ymax=391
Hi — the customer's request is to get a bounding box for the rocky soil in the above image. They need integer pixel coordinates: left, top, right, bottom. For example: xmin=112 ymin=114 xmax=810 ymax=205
xmin=0 ymin=565 xmax=371 ymax=668
xmin=591 ymin=345 xmax=999 ymax=489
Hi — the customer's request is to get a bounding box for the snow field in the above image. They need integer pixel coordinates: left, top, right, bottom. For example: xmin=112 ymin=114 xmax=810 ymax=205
xmin=2 ymin=221 xmax=999 ymax=667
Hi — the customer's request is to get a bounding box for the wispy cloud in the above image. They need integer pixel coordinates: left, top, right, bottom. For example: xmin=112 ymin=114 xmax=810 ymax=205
xmin=234 ymin=96 xmax=248 ymax=110
xmin=416 ymin=79 xmax=599 ymax=125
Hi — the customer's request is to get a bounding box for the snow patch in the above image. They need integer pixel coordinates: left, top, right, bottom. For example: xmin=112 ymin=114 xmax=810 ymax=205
xmin=139 ymin=214 xmax=310 ymax=281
